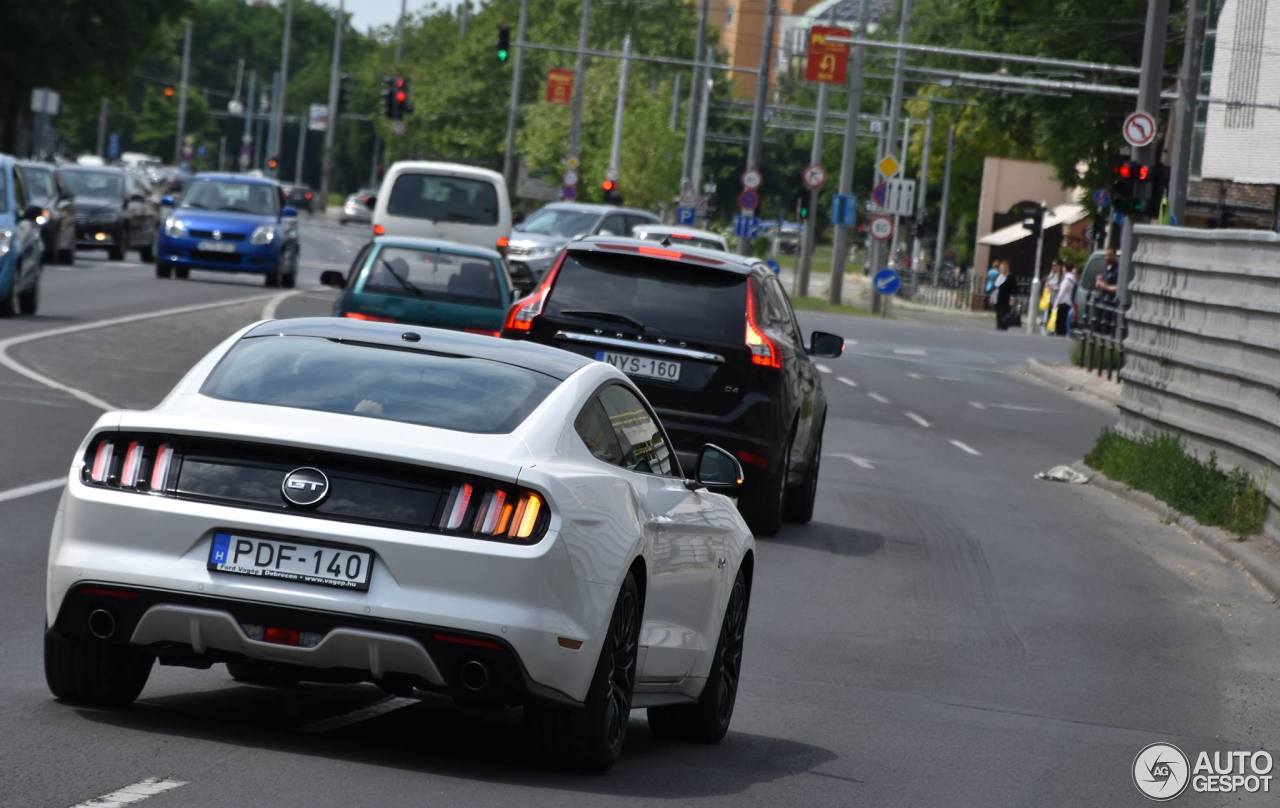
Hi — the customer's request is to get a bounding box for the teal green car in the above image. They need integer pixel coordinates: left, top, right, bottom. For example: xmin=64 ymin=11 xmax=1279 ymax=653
xmin=322 ymin=237 xmax=515 ymax=335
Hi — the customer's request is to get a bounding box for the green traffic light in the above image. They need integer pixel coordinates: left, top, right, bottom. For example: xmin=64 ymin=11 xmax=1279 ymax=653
xmin=498 ymin=48 xmax=509 ymax=62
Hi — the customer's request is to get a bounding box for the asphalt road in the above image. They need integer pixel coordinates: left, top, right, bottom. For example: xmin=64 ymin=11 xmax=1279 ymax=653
xmin=2 ymin=219 xmax=1279 ymax=807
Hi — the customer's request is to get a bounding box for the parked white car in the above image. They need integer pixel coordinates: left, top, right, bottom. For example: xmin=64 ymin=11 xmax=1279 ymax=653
xmin=370 ymin=161 xmax=511 ymax=253
xmin=44 ymin=317 xmax=754 ymax=772
xmin=632 ymin=224 xmax=728 ymax=252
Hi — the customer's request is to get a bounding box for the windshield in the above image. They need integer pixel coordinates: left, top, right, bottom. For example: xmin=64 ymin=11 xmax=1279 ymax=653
xmin=180 ymin=179 xmax=279 ymax=215
xmin=62 ymin=171 xmax=122 ymax=199
xmin=546 ymin=253 xmax=747 ymax=344
xmin=516 ymin=208 xmax=599 ymax=237
xmin=200 ymin=336 xmax=558 ymax=434
xmin=386 ymin=173 xmax=498 ymax=225
xmin=17 ymin=166 xmax=54 ymax=201
xmin=361 ymin=246 xmax=503 ymax=306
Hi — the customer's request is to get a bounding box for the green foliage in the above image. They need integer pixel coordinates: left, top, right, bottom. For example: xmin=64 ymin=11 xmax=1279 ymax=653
xmin=1085 ymin=431 xmax=1268 ymax=537
xmin=1059 ymin=243 xmax=1091 ymax=269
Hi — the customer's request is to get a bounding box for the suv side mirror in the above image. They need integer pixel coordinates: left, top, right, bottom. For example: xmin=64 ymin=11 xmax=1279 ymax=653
xmin=808 ymin=331 xmax=845 ymax=358
xmin=687 ymin=444 xmax=744 ymax=493
xmin=320 ymin=270 xmax=346 ymax=288
xmin=21 ymin=204 xmax=43 ymax=222
xmin=364 ymin=196 xmax=377 ymax=210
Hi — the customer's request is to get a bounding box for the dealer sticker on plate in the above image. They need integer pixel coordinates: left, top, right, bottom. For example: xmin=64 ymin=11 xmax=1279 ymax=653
xmin=208 ymin=531 xmax=373 ymax=591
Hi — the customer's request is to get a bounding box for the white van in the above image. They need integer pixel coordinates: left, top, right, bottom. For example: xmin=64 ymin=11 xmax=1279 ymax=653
xmin=371 ymin=161 xmax=511 ymax=252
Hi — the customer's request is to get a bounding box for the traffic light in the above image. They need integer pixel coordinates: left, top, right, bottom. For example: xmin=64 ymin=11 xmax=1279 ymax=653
xmin=497 ymin=26 xmax=511 ymax=63
xmin=1111 ymin=159 xmax=1136 ymax=213
xmin=163 ymin=85 xmax=176 ymax=98
xmin=382 ymin=75 xmax=412 ymax=119
xmin=1021 ymin=203 xmax=1045 ymax=238
xmin=266 ymin=156 xmax=279 ymax=171
xmin=1111 ymin=159 xmax=1163 ymax=215
xmin=795 ymin=192 xmax=809 ymax=220
xmin=601 ymin=179 xmax=621 ymax=204
xmin=337 ymin=73 xmax=349 ymax=113
xmin=381 ymin=76 xmax=395 ymax=118
xmin=912 ymin=218 xmax=926 ymax=238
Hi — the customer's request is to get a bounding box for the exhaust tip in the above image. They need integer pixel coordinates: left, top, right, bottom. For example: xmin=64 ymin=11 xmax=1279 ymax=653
xmin=87 ymin=608 xmax=116 ymax=640
xmin=459 ymin=659 xmax=490 ymax=692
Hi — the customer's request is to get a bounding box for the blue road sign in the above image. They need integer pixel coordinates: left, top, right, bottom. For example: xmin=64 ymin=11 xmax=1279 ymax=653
xmin=1092 ymin=188 xmax=1111 ymax=208
xmin=737 ymin=189 xmax=759 ymax=211
xmin=871 ymin=182 xmax=887 ymax=207
xmin=676 ymin=206 xmax=696 ymax=226
xmin=873 ymin=268 xmax=901 ymax=296
xmin=1113 ymin=210 xmax=1126 ymax=224
xmin=831 ymin=193 xmax=858 ymax=227
xmin=106 ymin=132 xmax=120 ymax=160
xmin=766 ymin=259 xmax=781 ymax=275
xmin=733 ymin=214 xmax=760 ymax=238
xmin=562 ymin=184 xmax=577 ymax=201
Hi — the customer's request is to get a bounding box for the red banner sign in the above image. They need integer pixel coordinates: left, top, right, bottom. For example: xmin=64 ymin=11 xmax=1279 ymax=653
xmin=546 ymin=68 xmax=574 ymax=105
xmin=805 ymin=26 xmax=851 ymax=84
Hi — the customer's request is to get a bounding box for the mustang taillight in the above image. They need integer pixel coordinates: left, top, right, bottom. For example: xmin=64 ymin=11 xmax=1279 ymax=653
xmin=436 ymin=482 xmax=547 ymax=543
xmin=83 ymin=435 xmax=174 ymax=493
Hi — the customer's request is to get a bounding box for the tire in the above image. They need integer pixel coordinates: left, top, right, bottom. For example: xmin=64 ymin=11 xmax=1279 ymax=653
xmin=155 ymin=264 xmax=172 ymax=279
xmin=527 ymin=573 xmax=641 ymax=773
xmin=44 ymin=629 xmax=153 ymax=707
xmin=784 ymin=423 xmax=823 ymax=525
xmin=227 ymin=660 xmax=301 ymax=688
xmin=138 ymin=241 xmax=154 ymax=263
xmin=108 ymin=243 xmax=125 ymax=261
xmin=174 ymin=266 xmax=190 ymax=280
xmin=739 ymin=439 xmax=789 ymax=537
xmin=264 ymin=268 xmax=280 ymax=288
xmin=281 ymin=248 xmax=297 ymax=289
xmin=648 ymin=569 xmax=748 ymax=744
xmin=0 ymin=271 xmax=18 ymax=318
xmin=18 ymin=275 xmax=38 ymax=315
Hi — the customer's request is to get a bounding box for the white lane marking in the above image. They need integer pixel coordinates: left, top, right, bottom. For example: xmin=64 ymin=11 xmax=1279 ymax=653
xmin=867 ymin=392 xmax=890 ymax=404
xmin=262 ymin=290 xmax=303 ymax=320
xmin=0 ymin=477 xmax=64 ymax=504
xmin=969 ymin=401 xmax=1060 ymax=413
xmin=303 ymin=696 xmax=419 ymax=733
xmin=0 ymin=292 xmax=279 ymax=412
xmin=836 ymin=376 xmax=858 ymax=388
xmin=827 ymin=453 xmax=876 ymax=470
xmin=949 ymin=439 xmax=982 ymax=456
xmin=907 ymin=371 xmax=964 ymax=382
xmin=68 ymin=777 xmax=188 ymax=808
xmin=905 ymin=411 xmax=931 ymax=428
xmin=814 ymin=363 xmax=833 ymax=374
xmin=894 ymin=348 xmax=928 ymax=356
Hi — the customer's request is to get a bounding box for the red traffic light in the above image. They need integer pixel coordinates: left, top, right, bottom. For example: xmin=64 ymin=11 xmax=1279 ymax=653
xmin=1114 ymin=162 xmax=1133 ymax=179
xmin=395 ymin=90 xmax=407 ymax=103
xmin=163 ymin=85 xmax=176 ymax=98
xmin=394 ymin=77 xmax=406 ymax=88
xmin=266 ymin=157 xmax=279 ymax=170
xmin=1137 ymin=164 xmax=1151 ymax=181
xmin=601 ymin=179 xmax=616 ymax=192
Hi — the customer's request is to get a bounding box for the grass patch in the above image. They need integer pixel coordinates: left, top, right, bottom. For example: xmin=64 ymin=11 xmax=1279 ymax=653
xmin=1085 ymin=430 xmax=1268 ymax=537
xmin=789 ymin=295 xmax=872 ymax=317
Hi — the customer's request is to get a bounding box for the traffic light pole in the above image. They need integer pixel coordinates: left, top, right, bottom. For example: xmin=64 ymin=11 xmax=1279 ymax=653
xmin=502 ymin=0 xmax=529 ymax=185
xmin=1116 ymin=0 xmax=1170 ymax=341
xmin=566 ymin=0 xmax=592 ymax=195
xmin=681 ymin=0 xmax=710 ymax=189
xmin=864 ymin=0 xmax=910 ymax=313
xmin=270 ymin=0 xmax=295 ymax=176
xmin=319 ymin=0 xmax=344 ymax=212
xmin=1025 ymin=201 xmax=1046 ymax=334
xmin=1167 ymin=0 xmax=1202 ymax=225
xmin=828 ymin=0 xmax=871 ymax=305
xmin=174 ymin=20 xmax=192 ymax=165
xmin=932 ymin=123 xmax=953 ymax=286
xmin=689 ymin=48 xmax=713 ymax=198
xmin=909 ymin=109 xmax=932 ymax=292
xmin=738 ymin=0 xmax=776 ymax=256
xmin=796 ymin=80 xmax=828 ymax=297
xmin=606 ymin=35 xmax=631 ymax=184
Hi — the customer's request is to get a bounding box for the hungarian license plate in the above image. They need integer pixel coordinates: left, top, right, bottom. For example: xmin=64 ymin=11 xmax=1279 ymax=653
xmin=597 ymin=351 xmax=682 ymax=382
xmin=208 ymin=532 xmax=373 ymax=591
xmin=196 ymin=240 xmax=237 ymax=253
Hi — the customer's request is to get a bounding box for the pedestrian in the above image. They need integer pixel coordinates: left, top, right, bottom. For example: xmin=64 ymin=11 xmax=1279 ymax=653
xmin=1042 ymin=261 xmax=1062 ymax=329
xmin=1093 ymin=248 xmax=1120 ymax=334
xmin=985 ymin=262 xmax=999 ymax=296
xmin=1053 ymin=265 xmax=1077 ymax=336
xmin=992 ymin=260 xmax=1015 ymax=331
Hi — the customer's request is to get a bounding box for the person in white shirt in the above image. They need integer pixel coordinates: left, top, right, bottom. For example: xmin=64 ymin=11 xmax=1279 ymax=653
xmin=1053 ymin=266 xmax=1078 ymax=336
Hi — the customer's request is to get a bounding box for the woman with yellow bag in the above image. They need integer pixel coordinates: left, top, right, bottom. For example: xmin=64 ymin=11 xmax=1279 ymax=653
xmin=1040 ymin=262 xmax=1062 ymax=332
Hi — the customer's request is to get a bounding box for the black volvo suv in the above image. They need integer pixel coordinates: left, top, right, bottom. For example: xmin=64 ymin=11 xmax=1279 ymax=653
xmin=501 ymin=236 xmax=843 ymax=535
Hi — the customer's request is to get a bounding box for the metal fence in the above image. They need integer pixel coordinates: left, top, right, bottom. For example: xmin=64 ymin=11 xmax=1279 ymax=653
xmin=1072 ymin=292 xmax=1127 ymax=379
xmin=898 ymin=268 xmax=985 ymax=310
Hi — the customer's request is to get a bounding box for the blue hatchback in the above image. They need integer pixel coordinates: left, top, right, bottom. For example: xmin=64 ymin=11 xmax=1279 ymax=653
xmin=155 ymin=173 xmax=299 ymax=287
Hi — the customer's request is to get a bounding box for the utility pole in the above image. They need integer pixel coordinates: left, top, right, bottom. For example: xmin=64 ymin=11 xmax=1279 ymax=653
xmin=889 ymin=118 xmax=909 ymax=267
xmin=502 ymin=0 xmax=529 ymax=185
xmin=909 ymin=109 xmax=933 ymax=291
xmin=932 ymin=123 xmax=954 ymax=285
xmin=1026 ymin=200 xmax=1047 ymax=334
xmin=295 ymin=117 xmax=307 ymax=184
xmin=241 ymin=70 xmax=256 ymax=170
xmin=607 ymin=34 xmax=631 ymax=183
xmin=681 ymin=0 xmax=711 ymax=190
xmin=370 ymin=134 xmax=380 ymax=186
xmin=796 ymin=80 xmax=828 ymax=296
xmin=1117 ymin=0 xmax=1170 ymax=342
xmin=670 ymin=74 xmax=682 ymax=130
xmin=175 ymin=20 xmax=192 ymax=165
xmin=459 ymin=0 xmax=470 ymax=37
xmin=566 ymin=0 xmax=592 ymax=197
xmin=689 ymin=47 xmax=713 ymax=199
xmin=739 ymin=0 xmax=777 ymax=255
xmin=232 ymin=59 xmax=245 ymax=107
xmin=1167 ymin=0 xmax=1202 ymax=225
xmin=867 ymin=0 xmax=911 ymax=313
xmin=395 ymin=0 xmax=408 ymax=63
xmin=266 ymin=71 xmax=281 ymax=163
xmin=270 ymin=0 xmax=294 ymax=176
xmin=96 ymin=98 xmax=108 ymax=158
xmin=319 ymin=0 xmax=344 ymax=212
xmin=829 ymin=0 xmax=871 ymax=304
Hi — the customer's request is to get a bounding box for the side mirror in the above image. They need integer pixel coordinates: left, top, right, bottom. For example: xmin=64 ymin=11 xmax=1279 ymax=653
xmin=161 ymin=195 xmax=175 ymax=207
xmin=320 ymin=270 xmax=346 ymax=288
xmin=808 ymin=331 xmax=845 ymax=358
xmin=282 ymin=206 xmax=298 ymax=218
xmin=21 ymin=204 xmax=43 ymax=222
xmin=364 ymin=196 xmax=377 ymax=210
xmin=687 ymin=444 xmax=744 ymax=493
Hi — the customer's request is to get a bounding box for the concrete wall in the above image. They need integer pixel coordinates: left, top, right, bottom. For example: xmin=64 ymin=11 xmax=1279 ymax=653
xmin=1119 ymin=225 xmax=1280 ymax=541
xmin=972 ymin=157 xmax=1077 ymax=275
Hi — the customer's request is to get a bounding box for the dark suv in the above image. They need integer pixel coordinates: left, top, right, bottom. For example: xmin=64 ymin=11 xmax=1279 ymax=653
xmin=501 ymin=237 xmax=843 ymax=535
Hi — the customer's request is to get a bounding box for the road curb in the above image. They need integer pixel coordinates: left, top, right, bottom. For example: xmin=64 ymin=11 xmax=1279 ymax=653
xmin=1076 ymin=463 xmax=1280 ymax=601
xmin=1025 ymin=358 xmax=1122 ymax=407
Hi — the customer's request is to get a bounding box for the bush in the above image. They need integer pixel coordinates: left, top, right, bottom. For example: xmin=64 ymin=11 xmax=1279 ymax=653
xmin=1085 ymin=430 xmax=1268 ymax=537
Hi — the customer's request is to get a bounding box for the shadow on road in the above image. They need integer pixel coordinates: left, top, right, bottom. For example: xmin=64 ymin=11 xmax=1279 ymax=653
xmin=75 ymin=681 xmax=837 ymax=797
xmin=773 ymin=521 xmax=886 ymax=557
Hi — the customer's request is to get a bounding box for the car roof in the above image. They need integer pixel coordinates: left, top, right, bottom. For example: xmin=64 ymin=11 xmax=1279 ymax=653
xmin=244 ymin=318 xmax=591 ymax=381
xmin=193 ymin=172 xmax=280 ymax=187
xmin=632 ymin=224 xmax=724 ymax=241
xmin=385 ymin=161 xmax=504 ymax=183
xmin=61 ymin=164 xmax=125 ymax=175
xmin=537 ymin=202 xmax=657 ymax=217
xmin=566 ymin=236 xmax=761 ymax=275
xmin=15 ymin=159 xmax=54 ymax=170
xmin=371 ymin=235 xmax=502 ymax=261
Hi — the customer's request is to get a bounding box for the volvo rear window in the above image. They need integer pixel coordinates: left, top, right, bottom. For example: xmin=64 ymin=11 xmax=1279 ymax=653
xmin=546 ymin=253 xmax=746 ymax=344
xmin=387 ymin=173 xmax=499 ymax=225
xmin=201 ymin=336 xmax=557 ymax=433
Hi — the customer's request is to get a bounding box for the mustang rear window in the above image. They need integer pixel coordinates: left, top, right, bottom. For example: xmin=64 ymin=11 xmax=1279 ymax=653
xmin=200 ymin=336 xmax=557 ymax=434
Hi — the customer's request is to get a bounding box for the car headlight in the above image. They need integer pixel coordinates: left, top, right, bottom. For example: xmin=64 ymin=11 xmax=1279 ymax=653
xmin=35 ymin=209 xmax=50 ymax=226
xmin=89 ymin=210 xmax=119 ymax=225
xmin=250 ymin=225 xmax=277 ymax=246
xmin=164 ymin=217 xmax=187 ymax=238
xmin=526 ymin=244 xmax=557 ymax=260
xmin=0 ymin=230 xmax=11 ymax=257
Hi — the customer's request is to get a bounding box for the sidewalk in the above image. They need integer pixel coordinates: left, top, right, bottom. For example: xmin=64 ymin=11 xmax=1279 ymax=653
xmin=1024 ymin=357 xmax=1122 ymax=407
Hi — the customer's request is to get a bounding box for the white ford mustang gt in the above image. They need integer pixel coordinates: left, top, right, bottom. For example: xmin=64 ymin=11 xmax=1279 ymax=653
xmin=44 ymin=317 xmax=754 ymax=771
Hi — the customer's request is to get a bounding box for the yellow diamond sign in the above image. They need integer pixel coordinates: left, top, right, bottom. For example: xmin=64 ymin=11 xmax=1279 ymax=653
xmin=877 ymin=154 xmax=900 ymax=177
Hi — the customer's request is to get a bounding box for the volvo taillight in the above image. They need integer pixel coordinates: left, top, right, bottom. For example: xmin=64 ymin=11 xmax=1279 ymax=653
xmin=503 ymin=254 xmax=564 ymax=333
xmin=745 ymin=280 xmax=782 ymax=369
xmin=436 ymin=482 xmax=547 ymax=543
